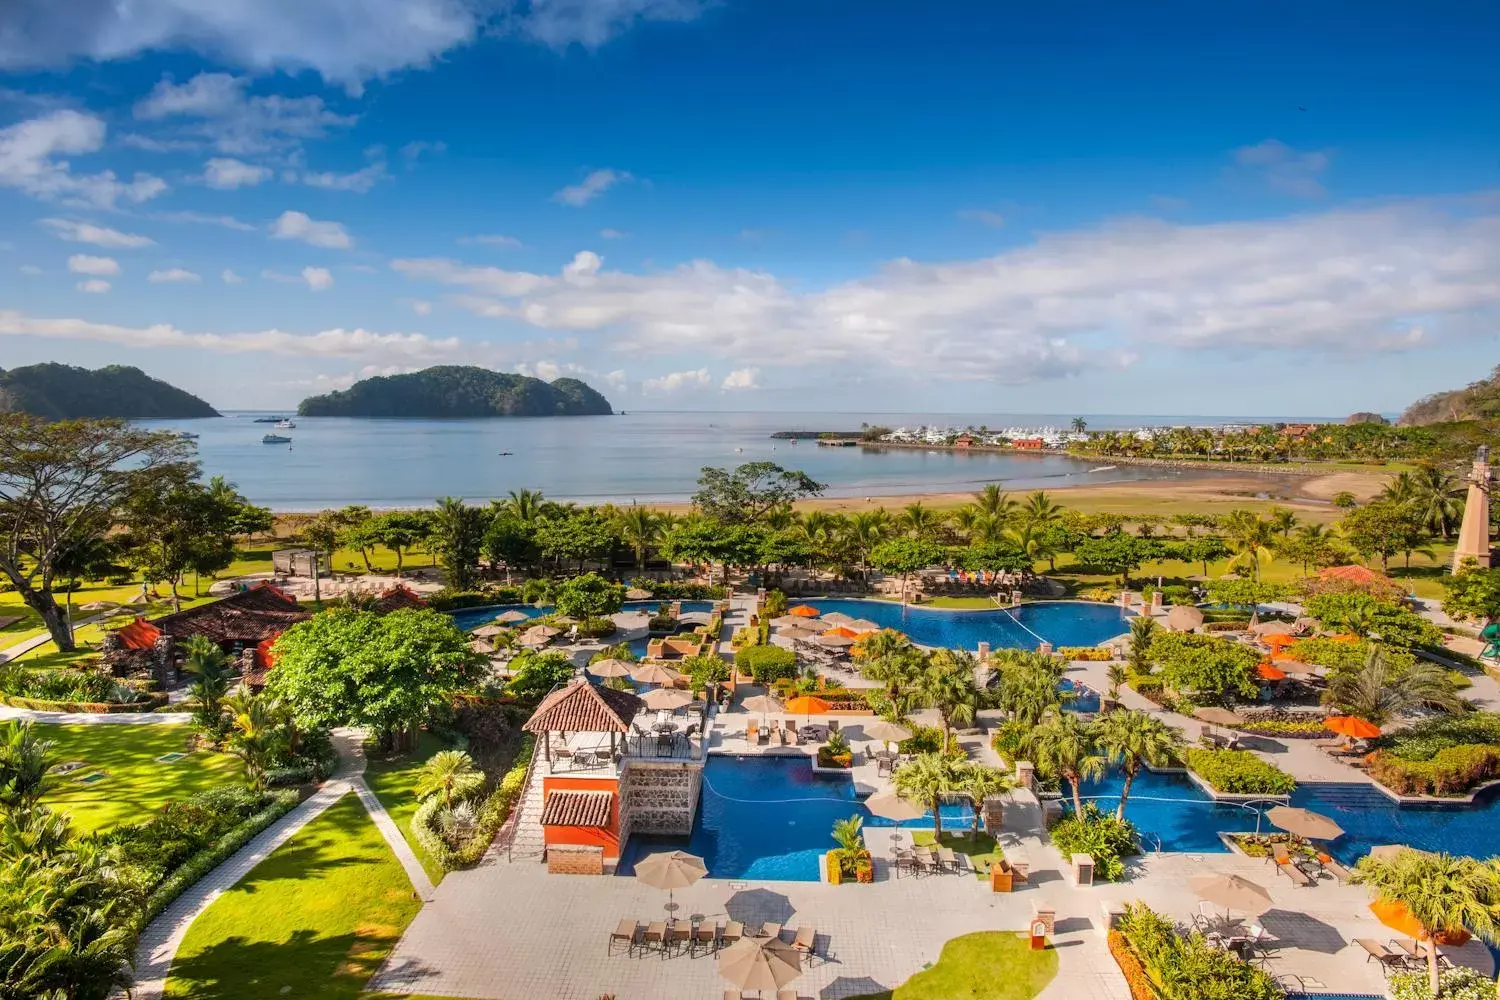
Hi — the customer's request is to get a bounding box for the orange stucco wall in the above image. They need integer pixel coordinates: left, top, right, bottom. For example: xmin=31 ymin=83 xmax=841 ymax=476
xmin=541 ymin=776 xmax=621 ymax=860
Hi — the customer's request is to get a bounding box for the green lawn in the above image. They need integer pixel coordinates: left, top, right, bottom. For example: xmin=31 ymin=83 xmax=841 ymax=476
xmin=848 ymin=931 xmax=1058 ymax=1000
xmin=912 ymin=830 xmax=1004 ymax=881
xmin=362 ymin=731 xmax=455 ymax=885
xmin=35 ymin=722 xmax=244 ymax=833
xmin=164 ymin=793 xmax=422 ymax=1000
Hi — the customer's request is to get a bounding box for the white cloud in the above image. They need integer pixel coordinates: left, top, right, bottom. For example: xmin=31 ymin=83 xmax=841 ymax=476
xmin=39 ymin=218 xmax=154 ymax=248
xmin=302 ymin=266 xmax=334 ymax=291
xmin=148 ymin=268 xmax=200 ymax=283
xmin=135 ymin=73 xmax=355 ymax=155
xmin=221 ymin=268 xmax=244 ymax=284
xmin=1232 ymin=139 xmax=1331 ymax=198
xmin=271 ymin=210 xmax=352 ymax=249
xmin=400 ymin=140 xmax=446 ymax=160
xmin=76 ymin=279 xmax=110 ymax=294
xmin=298 ymin=160 xmax=388 ymax=193
xmin=20 ymin=264 xmax=42 ymax=276
xmin=151 ymin=210 xmax=257 ymax=232
xmin=642 ymin=368 xmax=711 ymax=394
xmin=462 ymin=233 xmax=523 ymax=248
xmin=203 ymin=157 xmax=272 ymax=189
xmin=0 ymin=1 xmax=709 ymax=89
xmin=721 ymin=367 xmax=760 ymax=390
xmin=957 ymin=208 xmax=1006 ymax=228
xmin=67 ymin=253 xmax=118 ymax=276
xmin=603 ymin=369 xmax=627 ymax=390
xmin=0 ymin=110 xmax=167 ymax=208
xmin=390 ymin=195 xmax=1500 ymax=383
xmin=553 ymin=168 xmax=631 ymax=207
xmin=599 ymin=228 xmax=627 ymax=240
xmin=408 ymin=299 xmax=433 ymax=316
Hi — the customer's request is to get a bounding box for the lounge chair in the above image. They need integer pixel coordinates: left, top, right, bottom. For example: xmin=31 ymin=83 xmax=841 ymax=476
xmin=551 ymin=747 xmax=574 ymax=771
xmin=721 ymin=921 xmax=744 ymax=946
xmin=1392 ymin=938 xmax=1453 ymax=969
xmin=893 ymin=850 xmax=917 ymax=879
xmin=691 ymin=920 xmax=717 ymax=956
xmin=666 ymin=918 xmax=691 ymax=955
xmin=1317 ymin=853 xmax=1353 ymax=883
xmin=724 ymin=991 xmax=743 ymax=1000
xmin=760 ymin=922 xmax=783 ymax=941
xmin=937 ymin=846 xmax=960 ymax=874
xmin=1356 ymin=938 xmax=1412 ymax=976
xmin=642 ymin=920 xmax=667 ymax=955
xmin=1276 ymin=858 xmax=1316 ymax=887
xmin=608 ymin=918 xmax=640 ymax=956
xmin=791 ymin=925 xmax=818 ymax=963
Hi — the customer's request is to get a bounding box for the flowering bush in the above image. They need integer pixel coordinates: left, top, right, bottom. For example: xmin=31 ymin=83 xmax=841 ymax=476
xmin=1107 ymin=930 xmax=1155 ymax=1000
xmin=1057 ymin=647 xmax=1116 ymax=661
xmin=1390 ymin=966 xmax=1497 ymax=1000
xmin=1368 ymin=745 xmax=1500 ymax=797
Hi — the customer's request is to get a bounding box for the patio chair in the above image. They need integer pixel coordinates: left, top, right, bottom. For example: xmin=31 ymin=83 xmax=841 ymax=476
xmin=1392 ymin=938 xmax=1453 ymax=969
xmin=655 ymin=735 xmax=673 ymax=758
xmin=828 ymin=719 xmax=840 ymax=734
xmin=788 ymin=726 xmax=802 ymax=747
xmin=892 ymin=851 xmax=917 ymax=879
xmin=666 ymin=918 xmax=692 ymax=955
xmin=1317 ymin=853 xmax=1353 ymax=883
xmin=937 ymin=846 xmax=960 ymax=874
xmin=914 ymin=847 xmax=940 ymax=877
xmin=724 ymin=991 xmax=743 ymax=1000
xmin=1356 ymin=938 xmax=1412 ymax=976
xmin=607 ymin=919 xmax=641 ymax=956
xmin=642 ymin=920 xmax=667 ymax=955
xmin=721 ymin=921 xmax=744 ymax=946
xmin=1275 ymin=857 xmax=1316 ymax=887
xmin=691 ymin=921 xmax=718 ymax=956
xmin=791 ymin=925 xmax=818 ymax=964
xmin=757 ymin=726 xmax=771 ymax=746
xmin=760 ymin=922 xmax=783 ymax=941
xmin=550 ymin=747 xmax=574 ymax=771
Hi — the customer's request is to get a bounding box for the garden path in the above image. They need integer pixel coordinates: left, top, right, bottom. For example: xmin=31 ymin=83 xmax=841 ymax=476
xmin=0 ymin=610 xmax=116 ymax=664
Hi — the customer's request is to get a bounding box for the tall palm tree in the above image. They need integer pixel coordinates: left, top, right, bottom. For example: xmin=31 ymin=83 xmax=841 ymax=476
xmin=1267 ymin=506 xmax=1299 ymax=538
xmin=1071 ymin=417 xmax=1087 ymax=434
xmin=1021 ymin=490 xmax=1064 ymax=527
xmin=962 ymin=764 xmax=1014 ymax=839
xmin=1223 ymin=510 xmax=1277 ymax=582
xmin=224 ymin=689 xmax=283 ymax=791
xmin=414 ymin=749 xmax=485 ymax=809
xmin=1093 ymin=710 xmax=1181 ymax=821
xmin=1409 ymin=463 xmax=1465 ymax=539
xmin=842 ymin=510 xmax=890 ymax=575
xmin=901 ymin=501 xmax=943 ymax=540
xmin=1352 ymin=850 xmax=1500 ymax=997
xmin=893 ymin=752 xmax=965 ymax=841
xmin=615 ymin=505 xmax=661 ymax=570
xmin=1022 ymin=712 xmax=1105 ymax=818
xmin=919 ymin=650 xmax=980 ymax=745
xmin=1288 ymin=522 xmax=1336 ymax=574
xmin=1380 ymin=471 xmax=1418 ymax=504
xmin=1127 ymin=615 xmax=1156 ymax=676
xmin=182 ymin=634 xmax=232 ymax=733
xmin=501 ymin=488 xmax=546 ymax=525
xmin=989 ymin=649 xmax=1065 ymax=726
xmin=1325 ymin=646 xmax=1462 ymax=725
xmin=973 ymin=484 xmax=1018 ymax=525
xmin=861 ymin=646 xmax=929 ymax=719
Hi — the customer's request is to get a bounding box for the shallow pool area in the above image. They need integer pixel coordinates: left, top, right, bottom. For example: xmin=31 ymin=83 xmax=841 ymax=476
xmin=795 ymin=598 xmax=1131 ymax=651
xmin=617 ymin=755 xmax=972 ymax=881
xmin=448 ymin=600 xmax=716 ymax=633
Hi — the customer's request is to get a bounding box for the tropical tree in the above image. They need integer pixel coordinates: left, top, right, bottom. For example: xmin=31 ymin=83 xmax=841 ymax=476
xmin=918 ymin=649 xmax=980 ymax=746
xmin=692 ymin=462 xmax=825 ymax=524
xmin=869 ymin=538 xmax=945 ymax=607
xmin=1106 ymin=661 xmax=1128 ymax=701
xmin=973 ymin=484 xmax=1018 ymax=526
xmin=552 ymin=572 xmax=625 ymax=620
xmin=430 ymin=497 xmax=489 ymax=589
xmin=1351 ymin=850 xmax=1500 ymax=998
xmin=1408 ymin=463 xmax=1465 ymax=539
xmin=297 ymin=509 xmax=344 ymax=603
xmin=223 ymin=688 xmax=282 ymax=790
xmin=961 ymin=764 xmax=1014 ymax=839
xmin=414 ymin=749 xmax=485 ymax=809
xmin=500 ymin=488 xmax=547 ymax=525
xmin=841 ymin=509 xmax=891 ymax=576
xmin=182 ymin=634 xmax=232 ymax=736
xmin=1222 ymin=510 xmax=1277 ymax=582
xmin=1093 ymin=710 xmax=1181 ymax=820
xmin=893 ymin=751 xmax=966 ymax=841
xmin=1021 ymin=490 xmax=1064 ymax=527
xmin=900 ymin=501 xmax=944 ymax=540
xmin=1022 ymin=712 xmax=1105 ymax=817
xmin=371 ymin=511 xmax=430 ymax=577
xmin=830 ymin=814 xmax=866 ymax=857
xmin=1324 ymin=646 xmax=1462 ymax=725
xmin=615 ymin=505 xmax=662 ymax=570
xmin=0 ymin=721 xmax=56 ymax=808
xmin=1127 ymin=616 xmax=1156 ymax=676
xmin=989 ymin=649 xmax=1065 ymax=726
xmin=1071 ymin=417 xmax=1087 ymax=434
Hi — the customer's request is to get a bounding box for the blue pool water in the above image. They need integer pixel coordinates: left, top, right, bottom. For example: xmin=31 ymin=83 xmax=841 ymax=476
xmin=794 ymin=598 xmax=1131 ymax=652
xmin=448 ymin=600 xmax=715 ymax=633
xmin=617 ymin=755 xmax=973 ymax=881
xmin=1060 ymin=678 xmax=1101 ymax=713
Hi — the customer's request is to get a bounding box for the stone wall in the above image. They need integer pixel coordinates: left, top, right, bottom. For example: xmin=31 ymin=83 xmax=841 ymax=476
xmin=621 ymin=760 xmax=702 ymax=836
xmin=547 ymin=844 xmax=604 ymax=876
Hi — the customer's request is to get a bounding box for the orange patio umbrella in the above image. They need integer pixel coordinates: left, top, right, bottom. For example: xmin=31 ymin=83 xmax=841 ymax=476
xmin=822 ymin=626 xmax=861 ymax=640
xmin=1264 ymin=633 xmax=1300 ymax=654
xmin=1256 ymin=661 xmax=1287 ymax=681
xmin=1327 ymin=716 xmax=1382 ymax=739
xmin=788 ymin=605 xmax=821 ymax=618
xmin=784 ymin=695 xmax=831 ymax=720
xmin=1370 ymin=899 xmax=1472 ymax=946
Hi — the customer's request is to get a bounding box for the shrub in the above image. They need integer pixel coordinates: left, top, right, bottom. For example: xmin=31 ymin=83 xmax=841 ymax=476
xmin=1390 ymin=966 xmax=1497 ymax=1000
xmin=1113 ymin=902 xmax=1282 ymax=1000
xmin=1057 ymin=647 xmax=1116 ymax=661
xmin=1107 ymin=930 xmax=1154 ymax=1000
xmin=900 ymin=724 xmax=963 ymax=758
xmin=683 ymin=654 xmax=731 ymax=691
xmin=1183 ymin=749 xmax=1296 ymax=795
xmin=1237 ymin=711 xmax=1333 ymax=739
xmin=574 ymin=616 xmax=616 ymax=638
xmin=1203 ymin=620 xmax=1252 ymax=632
xmin=1049 ymin=804 xmax=1138 ymax=882
xmin=731 ymin=626 xmax=761 ymax=649
xmin=736 ymin=644 xmax=798 ymax=684
xmin=1375 ymin=713 xmax=1500 ymax=761
xmin=427 ymin=589 xmax=496 ymax=612
xmin=0 ymin=664 xmax=153 ymax=706
xmin=817 ymin=747 xmax=853 ymax=768
xmin=414 ymin=735 xmax=535 ymax=871
xmin=1368 ymin=744 xmax=1500 ymax=797
xmin=633 ymin=579 xmax=725 ymax=601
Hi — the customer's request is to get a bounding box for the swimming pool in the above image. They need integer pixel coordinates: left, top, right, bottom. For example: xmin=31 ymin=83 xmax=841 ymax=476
xmin=1078 ymin=768 xmax=1500 ymax=864
xmin=617 ymin=755 xmax=973 ymax=881
xmin=793 ymin=598 xmax=1131 ymax=652
xmin=447 ymin=600 xmax=716 ymax=633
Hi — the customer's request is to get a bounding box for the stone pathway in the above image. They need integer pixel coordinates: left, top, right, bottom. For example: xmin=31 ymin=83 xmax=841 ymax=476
xmin=351 ymin=773 xmax=436 ymax=898
xmin=0 ymin=610 xmax=114 ymax=664
xmin=0 ymin=705 xmax=193 ymax=724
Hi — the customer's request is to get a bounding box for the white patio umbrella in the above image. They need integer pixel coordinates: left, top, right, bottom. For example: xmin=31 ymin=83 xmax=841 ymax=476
xmin=587 ymin=658 xmax=635 ymax=678
xmin=495 ymin=610 xmax=531 ymax=625
xmin=625 ymin=588 xmax=653 ymax=600
xmin=641 ymin=687 xmax=692 ymax=711
xmin=814 ymin=634 xmax=856 ymax=648
xmin=1166 ymin=606 xmax=1205 ymax=632
xmin=741 ymin=694 xmax=783 ymax=726
xmin=845 ymin=618 xmax=880 ymax=633
xmin=634 ymin=850 xmax=707 ymax=912
xmin=1190 ymin=873 xmax=1272 ymax=915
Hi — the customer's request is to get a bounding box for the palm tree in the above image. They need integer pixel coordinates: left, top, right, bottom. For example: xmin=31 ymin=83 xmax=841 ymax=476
xmin=861 ymin=646 xmax=929 ymax=719
xmin=1094 ymin=710 xmax=1180 ymax=821
xmin=414 ymin=749 xmax=485 ymax=809
xmin=182 ymin=634 xmax=232 ymax=733
xmin=1223 ymin=510 xmax=1277 ymax=582
xmin=1022 ymin=712 xmax=1105 ymax=818
xmin=893 ymin=752 xmax=965 ymax=841
xmin=901 ymin=501 xmax=943 ymax=540
xmin=1325 ymin=646 xmax=1462 ymax=725
xmin=831 ymin=814 xmax=866 ymax=860
xmin=615 ymin=505 xmax=661 ymax=570
xmin=1288 ymin=522 xmax=1336 ymax=574
xmin=0 ymin=721 xmax=56 ymax=808
xmin=989 ymin=649 xmax=1065 ymax=726
xmin=224 ymin=689 xmax=283 ymax=791
xmin=973 ymin=484 xmax=1018 ymax=525
xmin=842 ymin=510 xmax=890 ymax=576
xmin=1127 ymin=615 xmax=1156 ymax=676
xmin=1071 ymin=417 xmax=1087 ymax=434
xmin=1021 ymin=490 xmax=1064 ymax=527
xmin=1380 ymin=471 xmax=1418 ymax=504
xmin=1409 ymin=463 xmax=1465 ymax=539
xmin=1267 ymin=506 xmax=1299 ymax=538
xmin=919 ymin=650 xmax=980 ymax=746
xmin=1352 ymin=850 xmax=1500 ymax=997
xmin=1106 ymin=661 xmax=1128 ymax=701
xmin=501 ymin=488 xmax=546 ymax=525
xmin=962 ymin=764 xmax=1014 ymax=839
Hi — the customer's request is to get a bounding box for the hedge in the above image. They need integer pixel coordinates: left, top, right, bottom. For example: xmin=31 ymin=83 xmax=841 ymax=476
xmin=1390 ymin=967 xmax=1497 ymax=1000
xmin=414 ymin=735 xmax=536 ymax=871
xmin=735 ymin=645 xmax=799 ymax=684
xmin=1057 ymin=647 xmax=1116 ymax=661
xmin=1183 ymin=748 xmax=1296 ymax=795
xmin=1 ymin=692 xmax=167 ymax=713
xmin=1236 ymin=711 xmax=1332 ymax=739
xmin=135 ymin=789 xmax=300 ymax=928
xmin=1107 ymin=930 xmax=1154 ymax=1000
xmin=1368 ymin=744 xmax=1500 ymax=797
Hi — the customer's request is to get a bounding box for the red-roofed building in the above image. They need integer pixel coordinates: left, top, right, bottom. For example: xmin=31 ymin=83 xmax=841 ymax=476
xmin=372 ymin=585 xmax=428 ymax=614
xmin=115 ymin=616 xmax=163 ymax=651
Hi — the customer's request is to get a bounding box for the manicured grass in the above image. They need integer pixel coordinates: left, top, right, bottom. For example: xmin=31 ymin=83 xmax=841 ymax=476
xmin=34 ymin=722 xmax=244 ymax=833
xmin=912 ymin=830 xmax=1004 ymax=881
xmin=847 ymin=931 xmax=1059 ymax=999
xmin=362 ymin=731 xmax=455 ymax=886
xmin=163 ymin=793 xmax=422 ymax=1000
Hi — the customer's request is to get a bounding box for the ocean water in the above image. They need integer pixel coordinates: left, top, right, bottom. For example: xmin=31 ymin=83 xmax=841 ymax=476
xmin=140 ymin=410 xmax=1279 ymax=510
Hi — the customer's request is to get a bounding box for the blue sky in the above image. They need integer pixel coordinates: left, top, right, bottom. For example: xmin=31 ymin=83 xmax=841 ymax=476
xmin=0 ymin=0 xmax=1497 ymax=414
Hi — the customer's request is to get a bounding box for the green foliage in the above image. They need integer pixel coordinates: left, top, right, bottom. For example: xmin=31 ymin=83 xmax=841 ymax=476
xmin=735 ymin=643 xmax=799 ymax=684
xmin=1113 ymin=902 xmax=1283 ymax=1000
xmin=1377 ymin=713 xmax=1500 ymax=760
xmin=682 ymin=653 xmax=731 ymax=690
xmin=1048 ymin=803 xmax=1138 ymax=882
xmin=762 ymin=589 xmax=788 ymax=618
xmin=1304 ymin=592 xmax=1443 ymax=648
xmin=1148 ymin=631 xmax=1260 ymax=702
xmin=413 ymin=735 xmax=535 ymax=870
xmin=505 ymin=649 xmax=576 ymax=701
xmin=1325 ymin=645 xmax=1463 ymax=725
xmin=0 ymin=721 xmax=55 ymax=808
xmin=551 ymin=572 xmax=625 ymax=619
xmin=1369 ymin=744 xmax=1500 ymax=797
xmin=825 ymin=728 xmax=851 ymax=757
xmin=0 ymin=362 xmax=218 ymax=419
xmin=296 ymin=365 xmax=612 ymax=417
xmin=1183 ymin=748 xmax=1296 ymax=795
xmin=869 ymin=538 xmax=946 ymax=574
xmin=1390 ymin=966 xmax=1498 ymax=1000
xmin=1071 ymin=533 xmax=1162 ymax=582
xmin=691 ymin=461 xmax=826 ymax=524
xmin=1203 ymin=578 xmax=1290 ymax=608
xmin=1443 ymin=566 xmax=1500 ymax=623
xmin=0 ymin=664 xmax=149 ymax=707
xmin=429 ymin=497 xmax=489 ymax=591
xmin=413 ymin=749 xmax=485 ymax=808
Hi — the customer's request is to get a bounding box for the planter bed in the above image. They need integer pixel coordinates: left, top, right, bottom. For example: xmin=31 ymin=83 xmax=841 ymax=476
xmin=3 ymin=692 xmax=167 ymax=713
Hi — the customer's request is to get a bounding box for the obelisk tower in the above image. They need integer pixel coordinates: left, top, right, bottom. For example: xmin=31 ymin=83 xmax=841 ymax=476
xmin=1453 ymin=445 xmax=1493 ymax=573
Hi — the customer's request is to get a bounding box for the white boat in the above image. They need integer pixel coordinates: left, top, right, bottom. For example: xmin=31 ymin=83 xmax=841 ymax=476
xmin=262 ymin=434 xmax=292 ymax=445
xmin=274 ymin=419 xmax=296 ymax=429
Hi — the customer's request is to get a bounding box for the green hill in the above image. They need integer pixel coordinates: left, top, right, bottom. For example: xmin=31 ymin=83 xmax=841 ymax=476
xmin=1401 ymin=366 xmax=1500 ymax=426
xmin=296 ymin=366 xmax=613 ymax=418
xmin=0 ymin=364 xmax=219 ymax=420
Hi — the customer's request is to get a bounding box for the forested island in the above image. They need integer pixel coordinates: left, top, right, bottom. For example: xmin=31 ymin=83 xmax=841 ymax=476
xmin=0 ymin=363 xmax=219 ymax=420
xmin=296 ymin=366 xmax=613 ymax=418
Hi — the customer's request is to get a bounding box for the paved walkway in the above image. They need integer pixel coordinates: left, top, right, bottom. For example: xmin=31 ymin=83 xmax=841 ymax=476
xmin=0 ymin=610 xmax=114 ymax=664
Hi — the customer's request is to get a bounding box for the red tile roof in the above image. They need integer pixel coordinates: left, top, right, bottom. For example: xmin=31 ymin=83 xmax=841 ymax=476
xmin=523 ymin=678 xmax=643 ymax=735
xmin=1318 ymin=564 xmax=1389 ymax=585
xmin=151 ymin=583 xmax=310 ymax=647
xmin=373 ymin=586 xmax=428 ymax=613
xmin=115 ymin=616 xmax=163 ymax=651
xmin=541 ymin=789 xmax=614 ymax=828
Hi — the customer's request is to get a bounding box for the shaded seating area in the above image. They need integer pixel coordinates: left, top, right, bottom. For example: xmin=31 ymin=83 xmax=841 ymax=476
xmin=523 ymin=678 xmax=645 ymax=771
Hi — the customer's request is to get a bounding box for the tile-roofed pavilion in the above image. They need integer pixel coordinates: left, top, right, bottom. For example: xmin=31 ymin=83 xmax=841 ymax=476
xmin=540 ymin=789 xmax=613 ymax=828
xmin=523 ymin=678 xmax=644 ymax=763
xmin=372 ymin=585 xmax=428 ymax=614
xmin=149 ymin=582 xmax=310 ymax=648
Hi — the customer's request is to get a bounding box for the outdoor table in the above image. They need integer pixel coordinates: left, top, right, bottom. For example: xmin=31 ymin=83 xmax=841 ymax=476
xmin=799 ymin=725 xmax=825 ymax=741
xmin=653 ymin=722 xmax=679 ymax=733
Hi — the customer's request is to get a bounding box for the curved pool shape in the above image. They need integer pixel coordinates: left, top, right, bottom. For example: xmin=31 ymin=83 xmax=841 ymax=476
xmin=617 ymin=755 xmax=972 ymax=881
xmin=448 ymin=600 xmax=716 ymax=633
xmin=796 ymin=598 xmax=1131 ymax=651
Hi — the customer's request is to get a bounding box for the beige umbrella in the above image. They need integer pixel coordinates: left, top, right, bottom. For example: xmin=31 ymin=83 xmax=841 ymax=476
xmin=1166 ymin=606 xmax=1205 ymax=632
xmin=468 ymin=638 xmax=497 ymax=654
xmin=1190 ymin=873 xmax=1273 ymax=915
xmin=587 ymin=657 xmax=635 ymax=679
xmin=495 ymin=610 xmax=531 ymax=625
xmin=864 ymin=791 xmax=923 ymax=821
xmin=641 ymin=687 xmax=692 ymax=711
xmin=814 ymin=633 xmax=856 ymax=648
xmin=846 ymin=618 xmax=880 ymax=633
xmin=820 ymin=611 xmax=855 ymax=625
xmin=527 ymin=623 xmax=564 ymax=638
xmin=634 ymin=850 xmax=707 ymax=912
xmin=472 ymin=624 xmax=508 ymax=638
xmin=626 ymin=588 xmax=653 ymax=600
xmin=1252 ymin=620 xmax=1296 ymax=637
xmin=717 ymin=935 xmax=802 ymax=993
xmin=863 ymin=720 xmax=913 ymax=743
xmin=779 ymin=625 xmax=819 ymax=641
xmin=517 ymin=628 xmax=552 ymax=647
xmin=770 ymin=615 xmax=809 ymax=628
xmin=1193 ymin=707 xmax=1244 ymax=727
xmin=551 ymin=615 xmax=579 ymax=626
xmin=630 ymin=662 xmax=685 ymax=685
xmin=1266 ymin=806 xmax=1343 ymax=842
xmin=741 ymin=694 xmax=783 ymax=726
